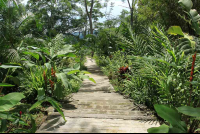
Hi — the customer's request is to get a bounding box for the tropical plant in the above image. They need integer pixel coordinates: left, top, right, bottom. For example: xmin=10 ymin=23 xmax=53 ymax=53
xmin=147 ymin=1 xmax=200 ymax=133
xmin=0 ymin=64 xmax=22 ymax=94
xmin=0 ymin=0 xmax=34 ymax=63
xmin=147 ymin=105 xmax=200 ymax=133
xmin=0 ymin=64 xmax=37 ymax=133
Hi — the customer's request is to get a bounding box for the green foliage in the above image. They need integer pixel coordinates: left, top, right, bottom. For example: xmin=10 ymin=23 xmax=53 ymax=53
xmin=29 ymin=97 xmax=66 ymax=122
xmin=148 ymin=124 xmax=169 ymax=133
xmin=167 ymin=26 xmax=184 ymax=36
xmin=154 ymin=105 xmax=187 ymax=132
xmin=0 ymin=83 xmax=15 ymax=87
xmin=94 ymin=51 xmax=129 ymax=80
xmin=148 ymin=104 xmax=200 ymax=133
xmin=177 ymin=106 xmax=200 ymax=117
xmin=179 ymin=0 xmax=200 ymax=35
xmin=0 ymin=93 xmax=25 ymax=112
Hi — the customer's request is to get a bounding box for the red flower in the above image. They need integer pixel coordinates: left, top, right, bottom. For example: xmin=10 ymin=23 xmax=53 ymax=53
xmin=119 ymin=66 xmax=129 ymax=79
xmin=19 ymin=111 xmax=22 ymax=117
xmin=119 ymin=66 xmax=129 ymax=73
xmin=51 ymin=67 xmax=56 ymax=77
xmin=49 ymin=79 xmax=54 ymax=90
xmin=190 ymin=52 xmax=197 ymax=82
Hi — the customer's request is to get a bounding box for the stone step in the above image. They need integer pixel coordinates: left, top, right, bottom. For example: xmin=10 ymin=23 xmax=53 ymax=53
xmin=78 ymin=89 xmax=113 ymax=92
xmin=47 ymin=112 xmax=156 ymax=120
xmin=37 ymin=117 xmax=159 ymax=133
xmin=62 ymin=109 xmax=147 ymax=116
xmin=62 ymin=104 xmax=133 ymax=110
xmin=63 ymin=101 xmax=133 ymax=106
xmin=68 ymin=92 xmax=129 ymax=100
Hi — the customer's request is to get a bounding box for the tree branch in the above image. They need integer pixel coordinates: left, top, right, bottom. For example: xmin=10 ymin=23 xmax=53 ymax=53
xmin=84 ymin=0 xmax=90 ymax=18
xmin=127 ymin=0 xmax=131 ymax=9
xmin=90 ymin=0 xmax=94 ymax=17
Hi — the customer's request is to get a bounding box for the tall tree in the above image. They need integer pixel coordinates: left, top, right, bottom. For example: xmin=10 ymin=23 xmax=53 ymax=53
xmin=26 ymin=0 xmax=84 ymax=38
xmin=82 ymin=0 xmax=105 ymax=34
xmin=0 ymin=0 xmax=28 ymax=48
xmin=122 ymin=0 xmax=138 ymax=29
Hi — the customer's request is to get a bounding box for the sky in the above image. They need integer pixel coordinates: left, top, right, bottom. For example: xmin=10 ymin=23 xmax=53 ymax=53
xmin=22 ymin=0 xmax=129 ymax=23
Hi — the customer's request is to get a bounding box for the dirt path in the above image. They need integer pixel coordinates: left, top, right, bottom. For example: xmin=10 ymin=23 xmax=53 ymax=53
xmin=36 ymin=57 xmax=159 ymax=133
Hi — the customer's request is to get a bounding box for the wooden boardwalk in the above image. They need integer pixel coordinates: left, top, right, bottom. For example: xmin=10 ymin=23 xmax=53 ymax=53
xmin=36 ymin=57 xmax=159 ymax=133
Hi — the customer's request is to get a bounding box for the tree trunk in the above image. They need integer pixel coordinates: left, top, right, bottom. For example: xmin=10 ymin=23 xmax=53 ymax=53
xmin=89 ymin=17 xmax=93 ymax=34
xmin=84 ymin=0 xmax=94 ymax=35
xmin=130 ymin=8 xmax=133 ymax=29
xmin=127 ymin=0 xmax=133 ymax=29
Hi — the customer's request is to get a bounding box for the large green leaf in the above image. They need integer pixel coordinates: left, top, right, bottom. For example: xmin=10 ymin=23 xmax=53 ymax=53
xmin=52 ymin=45 xmax=74 ymax=59
xmin=0 ymin=112 xmax=13 ymax=120
xmin=46 ymin=97 xmax=66 ymax=122
xmin=29 ymin=97 xmax=66 ymax=122
xmin=179 ymin=0 xmax=200 ymax=35
xmin=54 ymin=83 xmax=65 ymax=100
xmin=0 ymin=119 xmax=7 ymax=133
xmin=89 ymin=78 xmax=96 ymax=83
xmin=67 ymin=70 xmax=80 ymax=75
xmin=0 ymin=65 xmax=22 ymax=69
xmin=73 ymin=63 xmax=80 ymax=70
xmin=178 ymin=0 xmax=193 ymax=11
xmin=177 ymin=106 xmax=200 ymax=117
xmin=82 ymin=71 xmax=91 ymax=74
xmin=167 ymin=26 xmax=184 ymax=36
xmin=0 ymin=83 xmax=15 ymax=87
xmin=29 ymin=114 xmax=37 ymax=133
xmin=169 ymin=127 xmax=187 ymax=133
xmin=66 ymin=53 xmax=76 ymax=58
xmin=44 ymin=63 xmax=51 ymax=70
xmin=189 ymin=9 xmax=200 ymax=35
xmin=79 ymin=74 xmax=96 ymax=83
xmin=0 ymin=93 xmax=25 ymax=112
xmin=69 ymin=75 xmax=82 ymax=82
xmin=29 ymin=100 xmax=45 ymax=112
xmin=23 ymin=51 xmax=39 ymax=60
xmin=37 ymin=88 xmax=45 ymax=101
xmin=147 ymin=124 xmax=169 ymax=133
xmin=154 ymin=105 xmax=186 ymax=131
xmin=56 ymin=73 xmax=70 ymax=89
